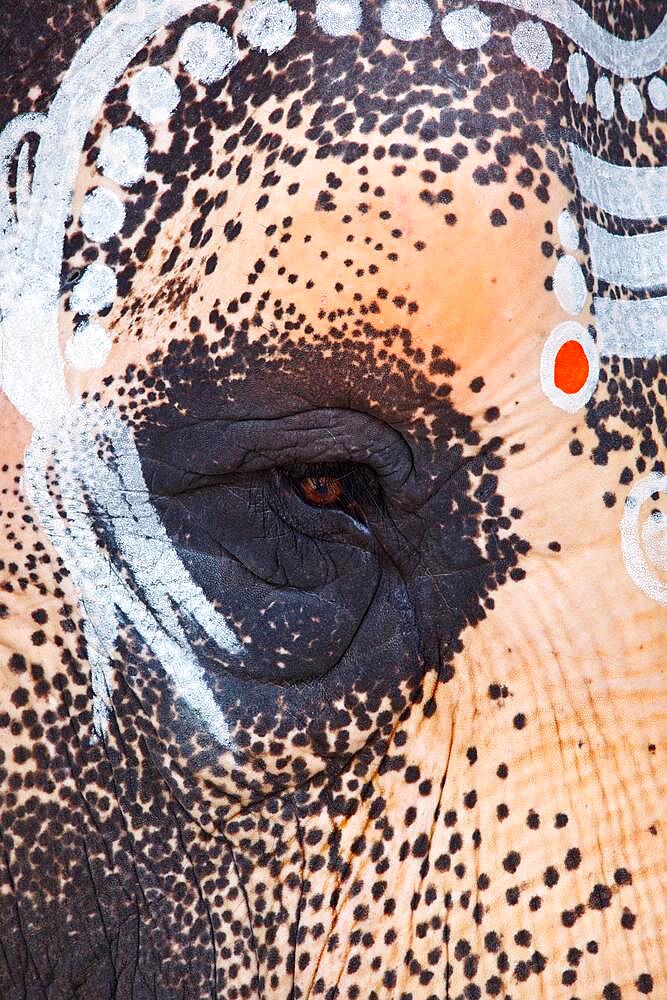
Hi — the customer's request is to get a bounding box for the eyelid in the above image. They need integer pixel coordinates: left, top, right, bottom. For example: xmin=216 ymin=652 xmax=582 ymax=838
xmin=142 ymin=408 xmax=414 ymax=494
xmin=280 ymin=460 xmax=365 ymax=480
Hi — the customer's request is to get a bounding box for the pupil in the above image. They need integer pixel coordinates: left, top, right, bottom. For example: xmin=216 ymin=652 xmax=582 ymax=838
xmin=301 ymin=476 xmax=341 ymax=505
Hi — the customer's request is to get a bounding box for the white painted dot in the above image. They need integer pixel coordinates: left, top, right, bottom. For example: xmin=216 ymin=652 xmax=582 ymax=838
xmin=80 ymin=187 xmax=125 ymax=243
xmin=553 ymin=254 xmax=587 ymax=315
xmin=381 ymin=0 xmax=433 ymax=41
xmin=594 ymin=76 xmax=615 ymax=119
xmin=620 ymin=81 xmax=643 ymax=122
xmin=556 ymin=209 xmax=579 ymax=252
xmin=315 ymin=0 xmax=362 ymax=36
xmin=511 ymin=20 xmax=552 ymax=72
xmin=642 ymin=509 xmax=667 ymax=572
xmin=98 ymin=126 xmax=147 ymax=187
xmin=65 ymin=321 xmax=112 ymax=371
xmin=540 ymin=321 xmax=599 ymax=413
xmin=241 ymin=0 xmax=297 ymax=55
xmin=567 ymin=52 xmax=588 ymax=104
xmin=127 ymin=66 xmax=180 ymax=125
xmin=70 ymin=263 xmax=117 ymax=315
xmin=441 ymin=5 xmax=490 ymax=50
xmin=648 ymin=76 xmax=667 ymax=111
xmin=178 ymin=22 xmax=239 ymax=84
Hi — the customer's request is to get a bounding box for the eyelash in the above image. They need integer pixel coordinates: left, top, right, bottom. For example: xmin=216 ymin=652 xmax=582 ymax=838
xmin=277 ymin=462 xmax=383 ymax=524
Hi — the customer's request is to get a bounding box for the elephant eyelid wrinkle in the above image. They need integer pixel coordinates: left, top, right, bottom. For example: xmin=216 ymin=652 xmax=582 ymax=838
xmin=144 ymin=408 xmax=415 ymax=492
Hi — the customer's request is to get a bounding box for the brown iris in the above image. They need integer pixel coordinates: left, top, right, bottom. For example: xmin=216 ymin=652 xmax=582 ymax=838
xmin=298 ymin=475 xmax=343 ymax=507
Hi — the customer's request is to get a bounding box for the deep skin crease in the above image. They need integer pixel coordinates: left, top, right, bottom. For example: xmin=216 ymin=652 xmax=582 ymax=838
xmin=0 ymin=2 xmax=665 ymax=999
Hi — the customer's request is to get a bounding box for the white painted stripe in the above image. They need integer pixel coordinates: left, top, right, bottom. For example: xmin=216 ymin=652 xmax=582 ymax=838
xmin=569 ymin=144 xmax=667 ymax=221
xmin=24 ymin=405 xmax=241 ymax=745
xmin=585 ymin=220 xmax=667 ymax=290
xmin=595 ymin=296 xmax=667 ymax=357
xmin=483 ymin=2 xmax=667 ymax=77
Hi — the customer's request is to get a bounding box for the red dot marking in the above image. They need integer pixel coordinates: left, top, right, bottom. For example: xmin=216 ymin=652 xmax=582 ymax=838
xmin=554 ymin=339 xmax=589 ymax=394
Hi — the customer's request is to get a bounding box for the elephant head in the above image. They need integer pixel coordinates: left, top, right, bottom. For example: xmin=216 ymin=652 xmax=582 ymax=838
xmin=0 ymin=2 xmax=664 ymax=998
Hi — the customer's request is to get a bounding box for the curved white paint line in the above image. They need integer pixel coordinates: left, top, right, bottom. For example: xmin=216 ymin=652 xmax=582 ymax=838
xmin=569 ymin=143 xmax=667 ymax=221
xmin=24 ymin=436 xmax=120 ymax=737
xmin=0 ymin=0 xmax=202 ymax=427
xmin=594 ymin=296 xmax=667 ymax=358
xmin=23 ymin=407 xmax=241 ymax=745
xmin=620 ymin=473 xmax=667 ymax=606
xmin=0 ymin=113 xmax=68 ymax=425
xmin=585 ymin=220 xmax=667 ymax=291
xmin=642 ymin=510 xmax=667 ymax=572
xmin=483 ymin=1 xmax=667 ymax=77
xmin=0 ymin=112 xmax=45 ymax=234
xmin=1 ymin=0 xmax=243 ymax=748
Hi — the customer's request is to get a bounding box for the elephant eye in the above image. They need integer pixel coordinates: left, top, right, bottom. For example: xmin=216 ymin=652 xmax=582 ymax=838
xmin=279 ymin=462 xmax=381 ymax=523
xmin=299 ymin=474 xmax=343 ymax=507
